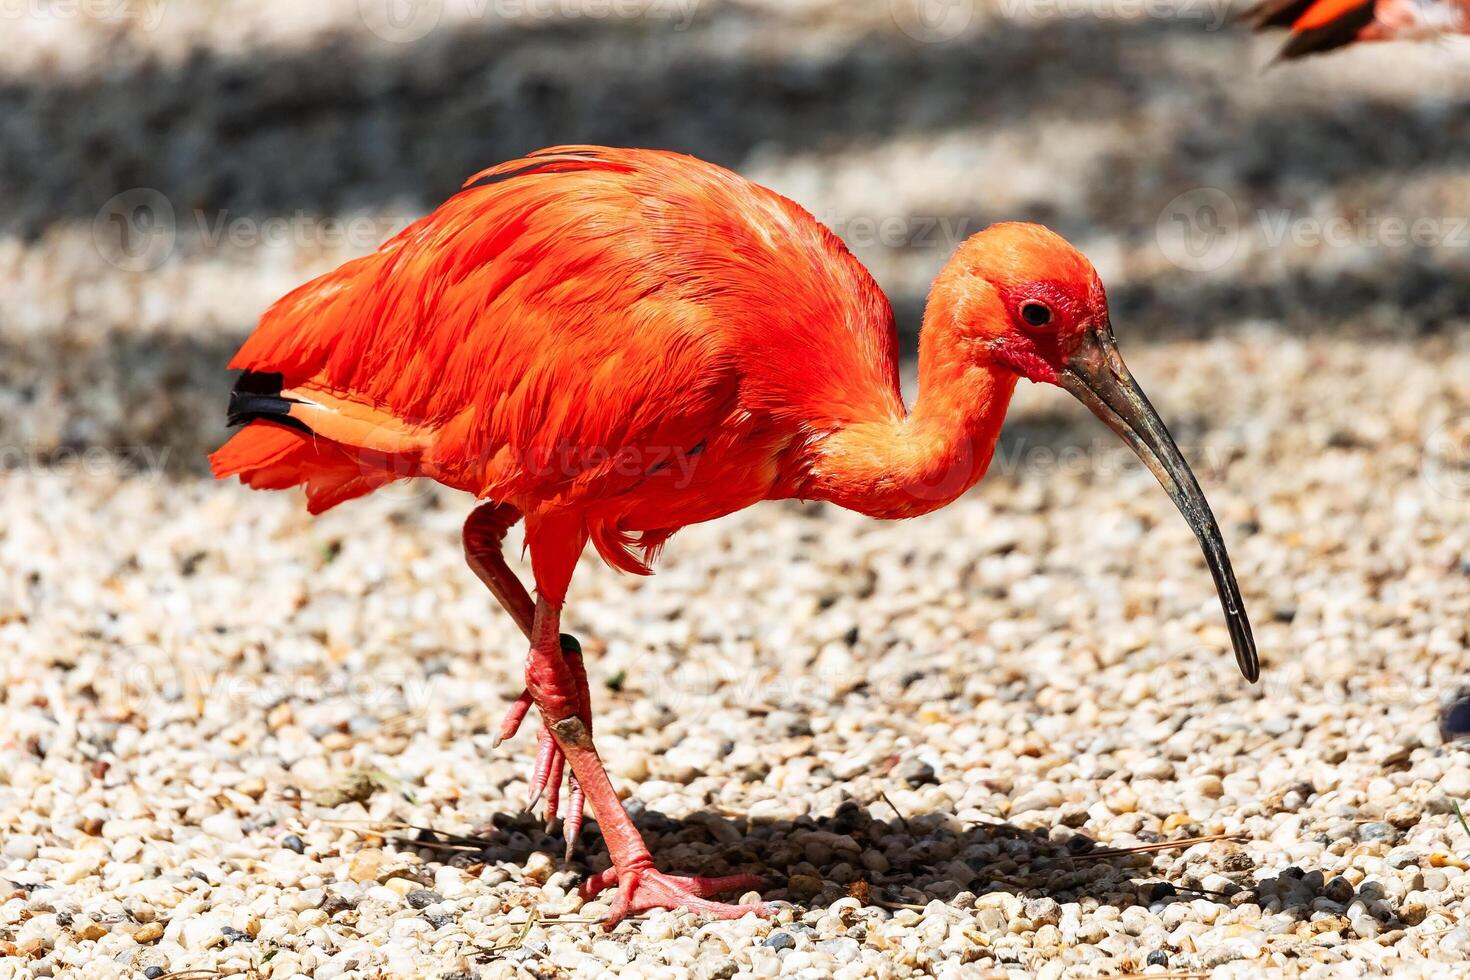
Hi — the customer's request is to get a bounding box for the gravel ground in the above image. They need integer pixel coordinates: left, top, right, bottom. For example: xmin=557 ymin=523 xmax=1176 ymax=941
xmin=6 ymin=2 xmax=1470 ymax=978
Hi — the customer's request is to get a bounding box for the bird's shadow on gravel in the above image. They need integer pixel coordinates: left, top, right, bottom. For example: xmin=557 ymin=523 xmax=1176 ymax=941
xmin=405 ymin=799 xmax=1401 ymax=928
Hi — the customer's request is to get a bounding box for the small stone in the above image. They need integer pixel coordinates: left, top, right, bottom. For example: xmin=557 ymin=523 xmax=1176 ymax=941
xmin=1400 ymin=902 xmax=1428 ymax=926
xmin=524 ymin=853 xmax=555 ymax=884
xmin=282 ymin=834 xmax=306 ymax=854
xmin=315 ymin=770 xmax=383 ymax=807
xmin=818 ymin=936 xmax=860 ymax=963
xmin=1147 ymin=950 xmax=1169 ymax=967
xmin=1192 ymin=775 xmax=1225 ymax=798
xmin=897 ymin=758 xmax=937 ymax=787
xmin=200 ymin=813 xmax=243 ymax=842
xmin=348 ymin=849 xmax=386 ymax=883
xmin=1323 ymin=876 xmax=1354 ymax=904
xmin=1386 ymin=847 xmax=1421 ymax=870
xmin=1358 ymin=822 xmax=1397 ymax=842
xmin=4 ymin=836 xmax=39 ymax=860
xmin=764 ymin=932 xmax=796 ymax=951
xmin=786 ymin=874 xmax=823 ymax=901
xmin=182 ymin=916 xmax=226 ymax=950
xmin=407 ymin=889 xmax=442 ymax=909
xmin=695 ymin=955 xmax=738 ymax=980
xmin=144 ymin=969 xmax=165 ymax=980
xmin=1441 ymin=766 xmax=1470 ymax=799
xmin=76 ymin=922 xmax=107 ymax=941
xmin=1024 ymin=897 xmax=1061 ymax=927
xmin=975 ymin=907 xmax=1007 ymax=935
xmin=133 ymin=923 xmax=164 ymax=944
xmin=1385 ymin=806 xmax=1420 ymax=830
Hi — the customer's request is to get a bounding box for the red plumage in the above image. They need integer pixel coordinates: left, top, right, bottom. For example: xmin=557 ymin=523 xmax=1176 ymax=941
xmin=214 ymin=146 xmax=902 ymax=601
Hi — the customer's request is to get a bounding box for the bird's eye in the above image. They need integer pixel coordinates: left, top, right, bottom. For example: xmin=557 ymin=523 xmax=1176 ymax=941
xmin=1020 ymin=301 xmax=1053 ymax=328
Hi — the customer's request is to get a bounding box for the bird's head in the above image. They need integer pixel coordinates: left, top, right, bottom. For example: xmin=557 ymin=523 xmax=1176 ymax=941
xmin=933 ymin=222 xmax=1260 ymax=683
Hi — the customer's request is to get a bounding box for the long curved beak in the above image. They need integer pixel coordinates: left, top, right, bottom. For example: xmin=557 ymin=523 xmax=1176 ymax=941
xmin=1058 ymin=326 xmax=1260 ymax=683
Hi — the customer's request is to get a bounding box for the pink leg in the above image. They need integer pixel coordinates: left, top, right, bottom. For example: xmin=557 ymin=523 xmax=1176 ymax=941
xmin=524 ymin=597 xmax=774 ymax=927
xmin=464 ymin=505 xmax=586 ymax=842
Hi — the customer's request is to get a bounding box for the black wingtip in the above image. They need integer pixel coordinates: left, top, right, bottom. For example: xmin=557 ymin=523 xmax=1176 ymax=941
xmin=1273 ymin=1 xmax=1377 ymax=59
xmin=225 ymin=370 xmax=310 ymax=431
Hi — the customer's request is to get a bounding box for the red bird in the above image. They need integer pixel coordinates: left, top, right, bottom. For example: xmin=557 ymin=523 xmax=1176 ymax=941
xmin=1243 ymin=0 xmax=1470 ymax=58
xmin=212 ymin=146 xmax=1258 ymax=924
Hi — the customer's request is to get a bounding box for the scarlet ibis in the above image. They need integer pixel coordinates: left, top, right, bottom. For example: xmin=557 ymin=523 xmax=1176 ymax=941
xmin=1243 ymin=0 xmax=1469 ymax=58
xmin=212 ymin=146 xmax=1259 ymax=925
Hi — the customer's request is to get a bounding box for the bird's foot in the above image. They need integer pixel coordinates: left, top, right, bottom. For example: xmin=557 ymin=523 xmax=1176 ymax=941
xmin=579 ymin=866 xmax=774 ymax=928
xmin=495 ymin=633 xmax=588 ymax=856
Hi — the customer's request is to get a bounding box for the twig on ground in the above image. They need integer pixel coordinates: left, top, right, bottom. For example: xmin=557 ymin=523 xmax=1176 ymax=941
xmin=878 ymin=791 xmax=911 ymax=834
xmin=1073 ymin=832 xmax=1247 ymax=861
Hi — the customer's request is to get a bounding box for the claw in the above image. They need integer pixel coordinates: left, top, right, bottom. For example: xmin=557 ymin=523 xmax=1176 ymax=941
xmin=583 ymin=868 xmax=772 ymax=929
xmin=543 ymin=751 xmax=565 ymax=829
xmin=527 ymin=729 xmax=557 ymax=810
xmin=564 ymin=775 xmax=585 ymax=861
xmin=495 ymin=690 xmax=534 ymax=747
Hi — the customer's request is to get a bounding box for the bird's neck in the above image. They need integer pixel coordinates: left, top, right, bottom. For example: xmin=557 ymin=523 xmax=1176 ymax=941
xmin=800 ymin=313 xmax=1017 ymax=520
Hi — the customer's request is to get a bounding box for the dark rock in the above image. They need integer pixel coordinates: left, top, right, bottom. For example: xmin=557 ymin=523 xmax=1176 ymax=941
xmin=897 ymin=757 xmax=937 ymax=787
xmin=407 ymin=889 xmax=443 ymax=909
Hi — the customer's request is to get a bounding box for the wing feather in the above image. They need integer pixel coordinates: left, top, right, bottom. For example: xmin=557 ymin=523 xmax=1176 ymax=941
xmin=220 ymin=146 xmax=902 ymax=586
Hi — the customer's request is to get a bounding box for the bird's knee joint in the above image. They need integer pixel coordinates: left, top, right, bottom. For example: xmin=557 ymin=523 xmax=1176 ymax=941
xmin=551 ymin=716 xmax=593 ymax=748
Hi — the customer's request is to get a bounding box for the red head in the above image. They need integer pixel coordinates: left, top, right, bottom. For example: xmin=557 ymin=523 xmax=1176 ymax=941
xmin=930 ymin=222 xmax=1109 ymax=385
xmin=928 ymin=222 xmax=1260 ymax=683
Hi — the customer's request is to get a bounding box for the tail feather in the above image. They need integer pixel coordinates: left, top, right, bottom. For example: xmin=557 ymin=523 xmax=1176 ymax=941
xmin=210 ymin=421 xmax=394 ymax=515
xmin=1244 ymin=0 xmax=1379 ymax=58
xmin=1276 ymin=1 xmax=1377 ymax=58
